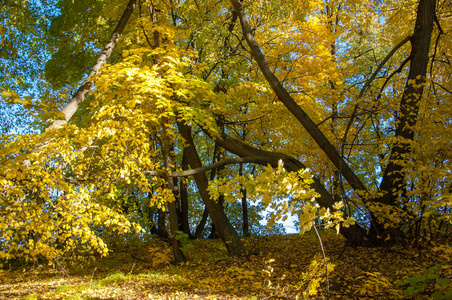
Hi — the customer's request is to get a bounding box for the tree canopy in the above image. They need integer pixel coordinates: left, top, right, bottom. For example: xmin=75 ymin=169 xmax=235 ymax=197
xmin=1 ymin=0 xmax=451 ymax=265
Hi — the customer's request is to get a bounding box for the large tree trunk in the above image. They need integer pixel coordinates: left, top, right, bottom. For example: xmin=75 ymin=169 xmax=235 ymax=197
xmin=368 ymin=0 xmax=437 ymax=245
xmin=157 ymin=208 xmax=169 ymax=240
xmin=177 ymin=121 xmax=246 ymax=255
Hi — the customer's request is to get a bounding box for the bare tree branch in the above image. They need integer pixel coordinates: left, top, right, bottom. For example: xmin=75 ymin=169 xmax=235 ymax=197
xmin=358 ymin=35 xmax=412 ymax=99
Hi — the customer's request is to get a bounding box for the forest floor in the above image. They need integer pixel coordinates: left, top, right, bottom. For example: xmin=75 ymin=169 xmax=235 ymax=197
xmin=0 ymin=231 xmax=451 ymax=299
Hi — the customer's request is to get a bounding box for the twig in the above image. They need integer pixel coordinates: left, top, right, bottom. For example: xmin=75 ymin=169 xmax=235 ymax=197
xmin=131 ymin=254 xmax=153 ymax=263
xmin=128 ymin=262 xmax=136 ymax=274
xmin=313 ymin=224 xmax=330 ymax=300
xmin=358 ymin=35 xmax=411 ymax=99
xmin=53 ymin=257 xmax=70 ymax=278
xmin=244 ymin=239 xmax=259 ymax=260
xmin=90 ymin=267 xmax=97 ymax=286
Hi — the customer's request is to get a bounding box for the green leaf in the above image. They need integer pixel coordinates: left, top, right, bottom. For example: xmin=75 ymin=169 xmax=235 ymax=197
xmin=437 ymin=278 xmax=451 ymax=288
xmin=431 ymin=292 xmax=445 ymax=300
xmin=444 ymin=290 xmax=452 ymax=300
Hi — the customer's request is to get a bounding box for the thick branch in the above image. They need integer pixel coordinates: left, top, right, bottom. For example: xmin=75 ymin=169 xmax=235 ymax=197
xmin=209 ymin=131 xmax=366 ymax=245
xmin=164 ymin=156 xmax=275 ymax=177
xmin=210 ymin=132 xmax=336 ymax=208
xmin=64 ymin=156 xmax=298 ymax=185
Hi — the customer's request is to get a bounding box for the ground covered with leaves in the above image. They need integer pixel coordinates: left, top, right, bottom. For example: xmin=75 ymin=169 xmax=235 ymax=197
xmin=0 ymin=232 xmax=451 ymax=299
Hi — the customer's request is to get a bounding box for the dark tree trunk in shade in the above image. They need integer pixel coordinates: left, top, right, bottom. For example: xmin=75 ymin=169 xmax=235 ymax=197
xmin=195 ymin=206 xmax=209 ymax=239
xmin=177 ymin=121 xmax=246 ymax=255
xmin=239 ymin=163 xmax=250 ymax=237
xmin=179 ymin=150 xmax=192 ymax=237
xmin=368 ymin=0 xmax=437 ymax=245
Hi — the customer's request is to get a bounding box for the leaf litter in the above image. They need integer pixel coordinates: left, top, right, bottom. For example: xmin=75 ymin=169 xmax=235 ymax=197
xmin=0 ymin=232 xmax=450 ymax=299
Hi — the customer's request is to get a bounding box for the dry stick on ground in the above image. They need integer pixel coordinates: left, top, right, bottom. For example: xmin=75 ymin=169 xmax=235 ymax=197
xmin=89 ymin=267 xmax=98 ymax=286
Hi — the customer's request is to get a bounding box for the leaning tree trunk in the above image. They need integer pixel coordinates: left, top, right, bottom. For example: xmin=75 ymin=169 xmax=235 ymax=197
xmin=230 ymin=0 xmax=367 ymax=244
xmin=23 ymin=0 xmax=137 ymax=167
xmin=211 ymin=132 xmax=367 ymax=245
xmin=195 ymin=206 xmax=209 ymax=239
xmin=368 ymin=0 xmax=437 ymax=245
xmin=177 ymin=121 xmax=246 ymax=255
xmin=50 ymin=0 xmax=137 ymax=129
xmin=229 ymin=0 xmax=368 ymax=196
